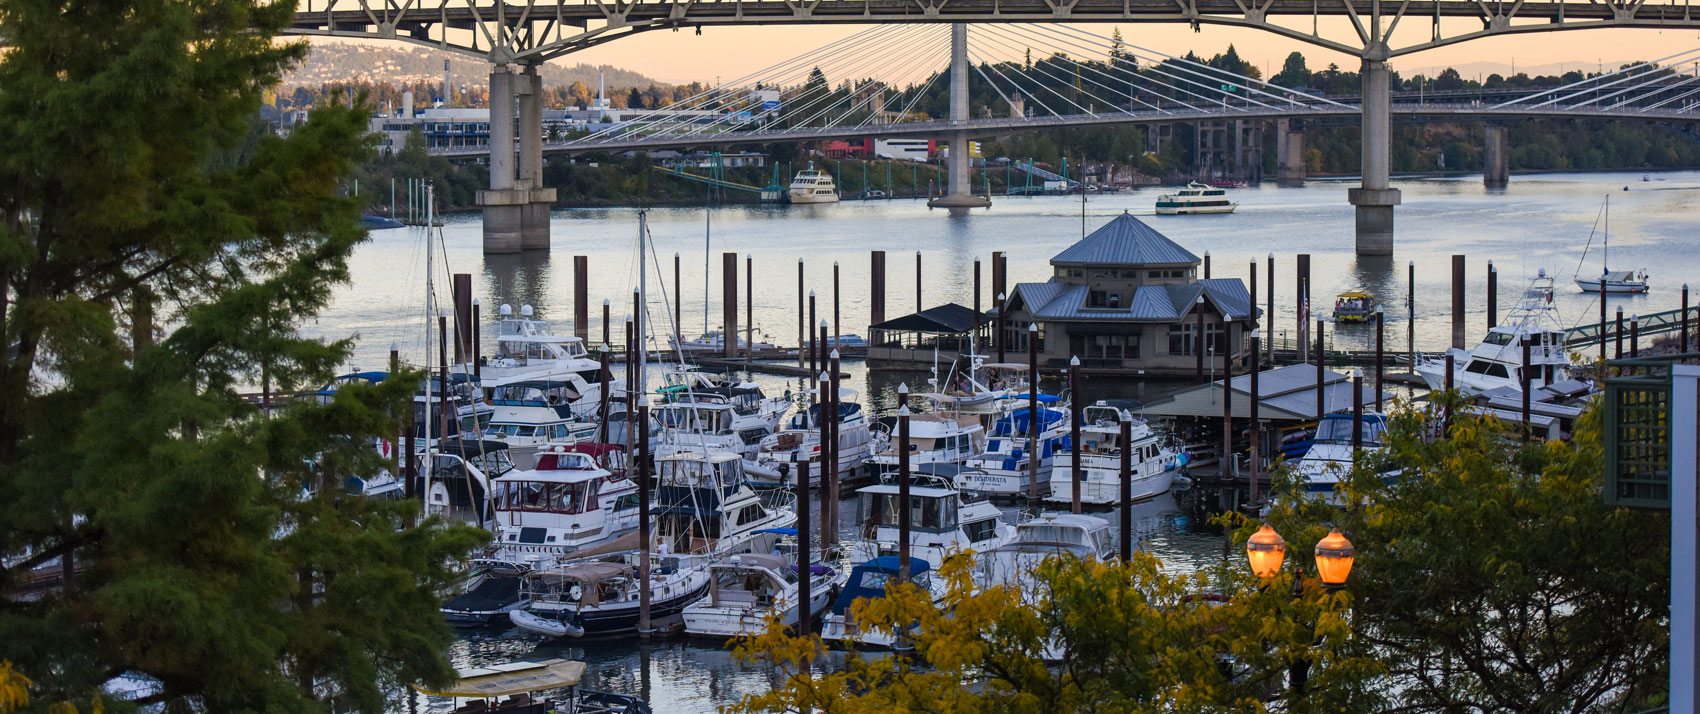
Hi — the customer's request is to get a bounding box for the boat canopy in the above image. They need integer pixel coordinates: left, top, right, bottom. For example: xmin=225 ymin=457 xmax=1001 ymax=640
xmin=533 ymin=561 xmax=633 ymax=586
xmin=1336 ymin=290 xmax=1374 ymax=300
xmin=1599 ymin=270 xmax=1639 ymax=282
xmin=414 ymin=658 xmax=586 ymax=698
xmin=1006 ymin=393 xmax=1062 ymax=404
xmin=729 ymin=553 xmax=789 ymax=572
xmin=753 ymin=528 xmax=799 ymax=536
xmin=831 ymin=557 xmax=933 ymax=614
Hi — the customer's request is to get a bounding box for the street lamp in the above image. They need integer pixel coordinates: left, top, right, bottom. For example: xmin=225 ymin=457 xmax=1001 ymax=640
xmin=1246 ymin=523 xmax=1287 ymax=578
xmin=1314 ymin=529 xmax=1356 ymax=591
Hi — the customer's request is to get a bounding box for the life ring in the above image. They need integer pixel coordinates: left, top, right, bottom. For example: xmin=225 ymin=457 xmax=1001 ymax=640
xmin=568 ymin=584 xmax=584 ymax=601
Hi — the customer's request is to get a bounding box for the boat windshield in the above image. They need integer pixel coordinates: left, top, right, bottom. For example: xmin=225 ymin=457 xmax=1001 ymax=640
xmin=495 ymin=480 xmax=597 ymax=514
xmin=1315 ymin=416 xmax=1387 ymax=445
xmin=863 ymin=493 xmax=956 ymax=532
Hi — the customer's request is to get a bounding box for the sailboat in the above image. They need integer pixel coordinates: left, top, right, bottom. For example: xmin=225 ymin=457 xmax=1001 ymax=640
xmin=1575 ymin=196 xmax=1650 ymax=294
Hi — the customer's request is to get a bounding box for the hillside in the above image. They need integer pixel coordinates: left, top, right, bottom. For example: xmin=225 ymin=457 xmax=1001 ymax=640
xmin=281 ymin=41 xmax=666 ymax=92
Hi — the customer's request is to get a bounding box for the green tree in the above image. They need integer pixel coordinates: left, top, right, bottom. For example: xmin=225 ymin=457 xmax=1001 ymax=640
xmin=1271 ymin=52 xmax=1312 ymax=88
xmin=1258 ymin=401 xmax=1669 ymax=714
xmin=0 ymin=0 xmax=484 ymax=710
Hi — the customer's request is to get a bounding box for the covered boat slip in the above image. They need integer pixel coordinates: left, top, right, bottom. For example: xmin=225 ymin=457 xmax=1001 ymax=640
xmin=865 ymin=303 xmax=994 ymax=369
xmin=413 ymin=658 xmax=650 ymax=714
xmin=1140 ymin=364 xmax=1391 ymax=476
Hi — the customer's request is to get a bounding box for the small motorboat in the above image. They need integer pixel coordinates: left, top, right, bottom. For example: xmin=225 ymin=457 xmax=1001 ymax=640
xmin=413 ymin=658 xmax=651 ymax=714
xmin=1332 ymin=290 xmax=1376 ymax=322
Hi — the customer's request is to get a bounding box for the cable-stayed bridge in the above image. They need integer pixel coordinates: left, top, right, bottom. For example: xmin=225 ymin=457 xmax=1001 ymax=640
xmin=287 ymin=4 xmax=1700 ymax=254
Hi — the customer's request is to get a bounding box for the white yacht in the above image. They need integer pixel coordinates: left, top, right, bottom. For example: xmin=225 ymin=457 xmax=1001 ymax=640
xmin=1045 ymin=401 xmax=1180 ymax=506
xmin=748 ymin=398 xmax=877 ymax=488
xmin=658 ymin=369 xmax=791 ymax=430
xmin=787 ymin=164 xmax=840 ymax=204
xmin=868 ymin=397 xmax=987 ymax=474
xmin=821 ymin=556 xmax=945 ymax=650
xmin=1155 ymin=182 xmax=1237 ymax=215
xmin=482 ymin=304 xmax=621 ymax=419
xmin=440 ymin=446 xmax=639 ymax=627
xmin=671 ymin=330 xmax=781 ymax=354
xmin=651 ymin=452 xmax=795 ymax=559
xmin=483 ymin=379 xmax=599 ymax=449
xmin=1291 ymin=412 xmax=1397 ymax=504
xmin=1416 ymin=269 xmax=1577 ymax=396
xmin=848 ymin=467 xmax=1014 ymax=569
xmin=957 ymin=398 xmax=1071 ymax=500
xmin=682 ymin=552 xmax=839 ymax=638
xmin=651 ymin=398 xmax=775 ymax=464
xmin=977 ymin=512 xmax=1116 ymax=589
xmin=508 ymin=555 xmax=712 ymax=639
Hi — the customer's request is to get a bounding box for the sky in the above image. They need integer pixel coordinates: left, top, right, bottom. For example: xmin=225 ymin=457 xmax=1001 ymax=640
xmin=319 ymin=18 xmax=1700 ymax=87
xmin=512 ymin=21 xmax=1700 ymax=85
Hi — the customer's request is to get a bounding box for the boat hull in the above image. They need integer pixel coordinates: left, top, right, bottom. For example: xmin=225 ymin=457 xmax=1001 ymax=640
xmin=511 ymin=579 xmax=711 ymax=638
xmin=788 ymin=193 xmax=840 ymax=205
xmin=1155 ymin=204 xmax=1236 ymax=215
xmin=1575 ymin=278 xmax=1649 ymax=294
xmin=1045 ymin=468 xmax=1175 ymax=506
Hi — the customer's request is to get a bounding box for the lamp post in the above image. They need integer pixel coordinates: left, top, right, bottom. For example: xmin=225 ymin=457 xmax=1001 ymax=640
xmin=1245 ymin=523 xmax=1356 ymax=699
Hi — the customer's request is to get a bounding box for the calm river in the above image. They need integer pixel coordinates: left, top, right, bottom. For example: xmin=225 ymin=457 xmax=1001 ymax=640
xmin=327 ymin=170 xmax=1700 ymax=712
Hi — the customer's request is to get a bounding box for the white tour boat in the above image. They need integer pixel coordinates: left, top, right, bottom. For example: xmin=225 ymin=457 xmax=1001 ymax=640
xmin=1045 ymin=401 xmax=1181 ymax=506
xmin=1155 ymin=182 xmax=1237 ymax=215
xmin=787 ymin=164 xmax=840 ymax=204
xmin=1416 ymin=269 xmax=1577 ymax=396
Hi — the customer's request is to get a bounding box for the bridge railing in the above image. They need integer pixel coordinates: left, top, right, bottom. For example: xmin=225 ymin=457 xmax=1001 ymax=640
xmin=1566 ymin=306 xmax=1694 ymax=348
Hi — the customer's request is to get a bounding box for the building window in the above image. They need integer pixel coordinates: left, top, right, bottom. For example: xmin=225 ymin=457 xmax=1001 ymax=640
xmin=1088 ymin=290 xmax=1109 ymax=308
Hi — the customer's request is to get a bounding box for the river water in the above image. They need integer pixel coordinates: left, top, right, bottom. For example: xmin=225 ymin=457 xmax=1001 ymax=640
xmin=328 ymin=169 xmax=1700 ymax=712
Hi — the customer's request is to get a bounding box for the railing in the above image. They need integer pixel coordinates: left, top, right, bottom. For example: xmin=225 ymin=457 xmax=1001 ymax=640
xmin=1566 ymin=306 xmax=1694 ymax=348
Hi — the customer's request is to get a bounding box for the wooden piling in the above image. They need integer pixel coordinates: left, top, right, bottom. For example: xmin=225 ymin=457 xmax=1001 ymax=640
xmin=438 ymin=312 xmax=450 ymax=440
xmin=397 ymin=344 xmax=413 ymax=499
xmin=452 ymin=273 xmax=472 ymax=364
xmin=1521 ymin=337 xmax=1533 ymax=443
xmin=598 ymin=346 xmax=611 ymax=447
xmin=829 ymin=347 xmax=842 ymax=541
xmin=1221 ymin=335 xmax=1232 ymax=479
xmin=1443 ymin=352 xmax=1455 ymax=431
xmin=1684 ymin=284 xmax=1691 ymax=353
xmin=1600 ymin=279 xmax=1608 ymax=364
xmin=1249 ymin=331 xmax=1261 ymax=506
xmin=1027 ymin=324 xmax=1040 ymax=506
xmin=722 ymin=253 xmax=738 ymax=359
xmin=1631 ymin=314 xmax=1640 ymax=358
xmin=1195 ymin=297 xmax=1206 ymax=380
xmin=915 ymin=250 xmax=922 ymax=311
xmin=1407 ymin=260 xmax=1416 ymax=372
xmin=1266 ymin=253 xmax=1275 ymax=344
xmin=1204 ymin=251 xmax=1212 ymax=279
xmin=602 ymin=299 xmax=610 ymax=348
xmin=996 ymin=291 xmax=1007 ymax=364
xmin=1615 ymin=306 xmax=1624 ymax=359
xmin=833 ymin=261 xmax=841 ymax=348
xmin=808 ymin=292 xmax=818 ymax=403
xmin=674 ymin=253 xmax=681 ymax=346
xmin=574 ymin=256 xmax=589 ymax=341
xmin=472 ymin=300 xmax=481 ymax=378
xmin=746 ymin=255 xmax=754 ymax=362
xmin=1374 ymin=308 xmax=1384 ymax=411
xmin=798 ymin=259 xmax=806 ymax=367
xmin=1248 ymin=262 xmax=1258 ymax=366
xmin=1487 ymin=261 xmax=1498 ymax=331
xmin=1352 ymin=371 xmax=1364 ymax=453
xmin=974 ymin=259 xmax=983 ymax=347
xmin=871 ymin=251 xmax=887 ymax=346
xmin=1451 ymin=255 xmax=1466 ymax=349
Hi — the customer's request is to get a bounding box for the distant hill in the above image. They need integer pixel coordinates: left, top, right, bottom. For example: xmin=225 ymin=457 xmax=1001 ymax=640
xmin=281 ymin=42 xmax=667 ymax=92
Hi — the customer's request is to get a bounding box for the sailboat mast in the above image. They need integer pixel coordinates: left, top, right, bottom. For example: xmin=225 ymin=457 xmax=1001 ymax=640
xmin=1603 ymin=195 xmax=1610 ymax=273
xmin=422 ymin=183 xmax=434 ymax=516
xmin=638 ymin=212 xmax=648 ymax=402
xmin=704 ymin=209 xmax=711 ymax=337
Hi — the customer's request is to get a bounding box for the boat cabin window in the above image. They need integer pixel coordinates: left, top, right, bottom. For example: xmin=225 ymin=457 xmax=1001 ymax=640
xmin=964 ymin=518 xmax=1000 ymax=544
xmin=492 ymin=383 xmax=580 ymax=405
xmin=1314 ymin=416 xmax=1388 ymax=445
xmin=865 ymin=493 xmax=956 ymax=533
xmin=732 ymin=504 xmax=768 ymax=526
xmin=496 ymin=480 xmax=596 ymax=514
xmin=656 ymin=406 xmax=732 ymax=433
xmin=1017 ymin=523 xmax=1084 ymax=546
xmin=852 ymin=568 xmax=932 ymax=591
xmin=1464 ymin=360 xmax=1511 ymax=378
xmin=659 ymin=459 xmax=742 ymax=489
xmin=1483 ymin=332 xmax=1514 ymax=346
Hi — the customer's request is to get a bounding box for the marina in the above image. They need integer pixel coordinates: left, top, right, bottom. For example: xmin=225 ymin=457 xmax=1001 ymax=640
xmin=317 ymin=171 xmax=1700 ymax=711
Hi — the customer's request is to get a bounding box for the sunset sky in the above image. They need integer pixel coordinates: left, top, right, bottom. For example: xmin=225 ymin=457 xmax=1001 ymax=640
xmin=328 ymin=19 xmax=1700 ymax=86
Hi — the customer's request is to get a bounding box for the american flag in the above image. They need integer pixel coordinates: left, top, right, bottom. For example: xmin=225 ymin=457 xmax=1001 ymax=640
xmin=1298 ymin=283 xmax=1309 ymax=348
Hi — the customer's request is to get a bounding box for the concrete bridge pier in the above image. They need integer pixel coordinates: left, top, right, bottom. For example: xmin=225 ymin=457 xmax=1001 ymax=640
xmin=517 ymin=65 xmax=555 ymax=250
xmin=479 ymin=64 xmax=524 ymax=254
xmin=1348 ymin=58 xmax=1400 ymax=256
xmin=929 ymin=23 xmax=990 ymax=210
xmin=1483 ymin=123 xmax=1510 ymax=189
xmin=1275 ymin=118 xmax=1306 ymax=186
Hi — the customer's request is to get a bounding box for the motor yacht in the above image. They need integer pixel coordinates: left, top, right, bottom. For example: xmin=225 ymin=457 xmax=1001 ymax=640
xmin=1416 ymin=269 xmax=1577 ymax=395
xmin=747 ymin=398 xmax=877 ymax=489
xmin=821 ymin=556 xmax=944 ymax=650
xmin=848 ymin=466 xmax=1014 ymax=568
xmin=977 ymin=512 xmax=1116 ymax=589
xmin=651 ymin=451 xmax=795 ymax=560
xmin=481 ymin=304 xmax=621 ymax=419
xmin=868 ymin=394 xmax=987 ymax=474
xmin=508 ymin=555 xmax=711 ymax=639
xmin=957 ymin=397 xmax=1071 ymax=500
xmin=1291 ymin=412 xmax=1397 ymax=504
xmin=681 ymin=551 xmax=839 ymax=638
xmin=1155 ymin=182 xmax=1237 ymax=215
xmin=1045 ymin=401 xmax=1180 ymax=506
xmin=483 ymin=379 xmax=599 ymax=450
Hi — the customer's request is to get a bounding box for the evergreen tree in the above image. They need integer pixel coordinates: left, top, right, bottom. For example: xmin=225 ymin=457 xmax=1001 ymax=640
xmin=0 ymin=0 xmax=484 ymax=710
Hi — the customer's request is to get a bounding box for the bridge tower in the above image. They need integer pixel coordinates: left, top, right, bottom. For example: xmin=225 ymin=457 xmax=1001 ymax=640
xmin=928 ymin=23 xmax=991 ymax=210
xmin=1483 ymin=123 xmax=1510 ymax=189
xmin=1348 ymin=57 xmax=1400 ymax=256
xmin=478 ymin=63 xmax=556 ymax=253
xmin=1275 ymin=118 xmax=1306 ymax=187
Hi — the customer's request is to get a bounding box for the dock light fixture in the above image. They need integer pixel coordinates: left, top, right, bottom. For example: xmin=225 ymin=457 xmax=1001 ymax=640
xmin=1246 ymin=523 xmax=1287 ymax=578
xmin=1314 ymin=529 xmax=1356 ymax=590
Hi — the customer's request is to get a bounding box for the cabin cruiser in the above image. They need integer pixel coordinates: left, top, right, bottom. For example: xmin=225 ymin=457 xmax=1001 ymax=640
xmin=869 ymin=396 xmax=987 ymax=474
xmin=1046 ymin=401 xmax=1180 ymax=506
xmin=1292 ymin=412 xmax=1396 ymax=504
xmin=957 ymin=398 xmax=1071 ymax=500
xmin=305 ymin=371 xmax=406 ymax=498
xmin=682 ymin=551 xmax=839 ymax=638
xmin=414 ymin=372 xmax=496 ymax=447
xmin=748 ymin=397 xmax=877 ymax=488
xmin=481 ymin=304 xmax=621 ymax=419
xmin=652 ymin=391 xmax=784 ymax=464
xmin=413 ymin=658 xmax=651 ymax=714
xmin=1416 ymin=269 xmax=1578 ymax=396
xmin=1333 ymin=290 xmax=1375 ymax=323
xmin=483 ymin=379 xmax=599 ymax=450
xmin=978 ymin=512 xmax=1116 ymax=589
xmin=849 ymin=466 xmax=1014 ymax=568
xmin=652 ymin=451 xmax=795 ymax=560
xmin=821 ymin=556 xmax=943 ymax=650
xmin=658 ymin=370 xmax=791 ymax=430
xmin=1155 ymin=182 xmax=1237 ymax=215
xmin=508 ymin=555 xmax=711 ymax=639
xmin=440 ymin=445 xmax=638 ymax=626
xmin=788 ymin=164 xmax=840 ymax=204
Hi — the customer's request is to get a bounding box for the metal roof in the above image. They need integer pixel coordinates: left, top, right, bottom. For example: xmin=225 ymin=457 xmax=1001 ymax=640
xmin=1009 ymin=278 xmax=1253 ymax=322
xmin=1050 ymin=212 xmax=1201 ymax=267
xmin=1140 ymin=364 xmax=1390 ymax=420
xmin=869 ymin=302 xmax=987 ymax=334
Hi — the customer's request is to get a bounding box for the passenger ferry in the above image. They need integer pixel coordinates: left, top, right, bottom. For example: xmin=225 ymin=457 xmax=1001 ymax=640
xmin=788 ymin=164 xmax=840 ymax=204
xmin=1155 ymin=182 xmax=1237 ymax=215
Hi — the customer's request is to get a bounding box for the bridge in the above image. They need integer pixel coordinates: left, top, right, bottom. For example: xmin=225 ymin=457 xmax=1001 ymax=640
xmin=281 ymin=0 xmax=1700 ymax=253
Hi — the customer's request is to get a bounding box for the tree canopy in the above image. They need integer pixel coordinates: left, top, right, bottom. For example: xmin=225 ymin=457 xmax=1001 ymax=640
xmin=0 ymin=0 xmax=484 ymax=709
